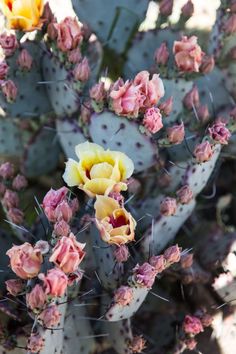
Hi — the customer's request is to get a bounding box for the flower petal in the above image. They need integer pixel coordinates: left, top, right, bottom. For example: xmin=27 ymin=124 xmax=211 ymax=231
xmin=62 ymin=159 xmax=82 ymax=187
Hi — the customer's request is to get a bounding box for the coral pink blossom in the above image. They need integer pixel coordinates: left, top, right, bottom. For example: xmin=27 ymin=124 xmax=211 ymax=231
xmin=56 ymin=17 xmax=83 ymax=52
xmin=1 ymin=80 xmax=18 ymax=102
xmin=173 ymin=36 xmax=203 ymax=72
xmin=27 ymin=333 xmax=44 ymax=353
xmin=194 ymin=141 xmax=213 ymax=163
xmin=164 ymin=245 xmax=181 ymax=264
xmin=183 ymin=315 xmax=204 ymax=334
xmin=143 ymin=107 xmax=163 ymax=134
xmin=39 ymin=268 xmax=68 ymax=297
xmin=17 ymin=49 xmax=33 ymax=71
xmin=154 ymin=42 xmax=169 ymax=65
xmin=0 ymin=60 xmax=9 ymax=79
xmin=129 ymin=336 xmax=146 ymax=353
xmin=176 ymin=185 xmax=193 ymax=204
xmin=39 ymin=305 xmax=61 ymax=328
xmin=149 ymin=255 xmax=166 ymax=273
xmin=160 ymin=197 xmax=177 ymax=216
xmin=73 ymin=57 xmax=90 ymax=82
xmin=5 ymin=279 xmax=24 ymax=296
xmin=133 ymin=263 xmax=156 ymax=288
xmin=26 ymin=284 xmax=46 ymax=310
xmin=0 ymin=33 xmax=18 ymax=56
xmin=49 ymin=233 xmax=86 ymax=273
xmin=208 ymin=121 xmax=231 ymax=145
xmin=167 ymin=122 xmax=185 ymax=144
xmin=6 ymin=243 xmax=43 ymax=279
xmin=114 ymin=286 xmax=133 ymax=306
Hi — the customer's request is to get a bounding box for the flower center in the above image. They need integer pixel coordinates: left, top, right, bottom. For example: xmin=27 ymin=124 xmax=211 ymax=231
xmin=109 ymin=214 xmax=127 ymax=228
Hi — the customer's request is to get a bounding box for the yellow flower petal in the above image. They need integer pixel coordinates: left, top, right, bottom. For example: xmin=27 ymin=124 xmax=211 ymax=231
xmin=82 ymin=178 xmax=116 ymax=197
xmin=75 ymin=141 xmax=104 ymax=160
xmin=95 ymin=195 xmax=120 ymax=219
xmin=90 ymin=162 xmax=113 ymax=179
xmin=62 ymin=159 xmax=82 ymax=187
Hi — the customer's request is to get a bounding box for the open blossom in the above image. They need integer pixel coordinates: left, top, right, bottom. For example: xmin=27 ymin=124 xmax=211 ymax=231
xmin=39 ymin=268 xmax=68 ymax=297
xmin=39 ymin=305 xmax=61 ymax=328
xmin=194 ymin=141 xmax=213 ymax=163
xmin=183 ymin=315 xmax=204 ymax=334
xmin=17 ymin=49 xmax=33 ymax=71
xmin=143 ymin=107 xmax=163 ymax=134
xmin=0 ymin=0 xmax=44 ymax=31
xmin=49 ymin=233 xmax=86 ymax=273
xmin=0 ymin=60 xmax=9 ymax=79
xmin=114 ymin=286 xmax=133 ymax=306
xmin=0 ymin=33 xmax=18 ymax=56
xmin=173 ymin=36 xmax=203 ymax=72
xmin=6 ymin=243 xmax=43 ymax=279
xmin=5 ymin=279 xmax=24 ymax=296
xmin=160 ymin=197 xmax=177 ymax=216
xmin=129 ymin=336 xmax=146 ymax=353
xmin=183 ymin=85 xmax=200 ymax=110
xmin=27 ymin=333 xmax=44 ymax=353
xmin=1 ymin=80 xmax=18 ymax=102
xmin=167 ymin=122 xmax=185 ymax=144
xmin=208 ymin=121 xmax=231 ymax=145
xmin=94 ymin=195 xmax=136 ymax=245
xmin=73 ymin=57 xmax=90 ymax=82
xmin=26 ymin=284 xmax=46 ymax=310
xmin=176 ymin=185 xmax=193 ymax=204
xmin=134 ymin=71 xmax=165 ymax=108
xmin=63 ymin=141 xmax=134 ymax=197
xmin=133 ymin=263 xmax=156 ymax=288
xmin=56 ymin=17 xmax=83 ymax=52
xmin=154 ymin=42 xmax=169 ymax=65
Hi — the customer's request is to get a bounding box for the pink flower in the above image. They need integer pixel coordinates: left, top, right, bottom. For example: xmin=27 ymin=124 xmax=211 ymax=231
xmin=39 ymin=305 xmax=61 ymax=328
xmin=67 ymin=47 xmax=82 ymax=63
xmin=12 ymin=174 xmax=28 ymax=190
xmin=42 ymin=187 xmax=68 ymax=222
xmin=180 ymin=253 xmax=193 ymax=268
xmin=54 ymin=219 xmax=70 ymax=237
xmin=159 ymin=96 xmax=173 ymax=116
xmin=17 ymin=49 xmax=33 ymax=71
xmin=143 ymin=107 xmax=163 ymax=134
xmin=183 ymin=85 xmax=200 ymax=110
xmin=149 ymin=255 xmax=166 ymax=273
xmin=2 ymin=190 xmax=19 ymax=209
xmin=173 ymin=36 xmax=203 ymax=72
xmin=176 ymin=185 xmax=193 ymax=204
xmin=54 ymin=200 xmax=73 ymax=223
xmin=208 ymin=121 xmax=231 ymax=145
xmin=73 ymin=57 xmax=90 ymax=82
xmin=160 ymin=197 xmax=177 ymax=216
xmin=0 ymin=33 xmax=18 ymax=57
xmin=164 ymin=245 xmax=181 ymax=264
xmin=5 ymin=279 xmax=24 ymax=296
xmin=42 ymin=2 xmax=54 ymax=23
xmin=181 ymin=0 xmax=194 ymax=18
xmin=197 ymin=105 xmax=210 ymax=123
xmin=133 ymin=263 xmax=156 ymax=288
xmin=8 ymin=208 xmax=24 ymax=225
xmin=183 ymin=315 xmax=204 ymax=334
xmin=200 ymin=55 xmax=215 ymax=74
xmin=1 ymin=80 xmax=18 ymax=102
xmin=56 ymin=17 xmax=83 ymax=52
xmin=159 ymin=0 xmax=173 ymax=16
xmin=194 ymin=141 xmax=213 ymax=163
xmin=49 ymin=233 xmax=86 ymax=273
xmin=35 ymin=240 xmax=50 ymax=255
xmin=224 ymin=14 xmax=236 ymax=34
xmin=0 ymin=60 xmax=9 ymax=79
xmin=47 ymin=22 xmax=58 ymax=40
xmin=134 ymin=71 xmax=165 ymax=108
xmin=167 ymin=122 xmax=185 ymax=144
xmin=114 ymin=286 xmax=133 ymax=306
xmin=26 ymin=284 xmax=46 ymax=310
xmin=185 ymin=338 xmax=197 ymax=350
xmin=129 ymin=336 xmax=146 ymax=353
xmin=0 ymin=162 xmax=14 ymax=179
xmin=27 ymin=333 xmax=44 ymax=353
xmin=154 ymin=42 xmax=169 ymax=65
xmin=89 ymin=82 xmax=106 ymax=102
xmin=68 ymin=269 xmax=83 ymax=286
xmin=39 ymin=268 xmax=68 ymax=297
xmin=6 ymin=243 xmax=43 ymax=279
xmin=113 ymin=245 xmax=129 ymax=263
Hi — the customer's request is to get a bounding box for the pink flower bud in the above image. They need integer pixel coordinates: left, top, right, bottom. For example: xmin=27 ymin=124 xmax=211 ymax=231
xmin=180 ymin=253 xmax=193 ymax=268
xmin=159 ymin=96 xmax=173 ymax=116
xmin=0 ymin=182 xmax=6 ymax=196
xmin=0 ymin=60 xmax=9 ymax=79
xmin=0 ymin=33 xmax=18 ymax=57
xmin=224 ymin=14 xmax=236 ymax=34
xmin=173 ymin=36 xmax=203 ymax=72
xmin=154 ymin=42 xmax=169 ymax=65
xmin=54 ymin=219 xmax=70 ymax=237
xmin=5 ymin=279 xmax=24 ymax=296
xmin=129 ymin=336 xmax=146 ymax=353
xmin=164 ymin=245 xmax=181 ymax=264
xmin=39 ymin=268 xmax=68 ymax=297
xmin=133 ymin=263 xmax=156 ymax=288
xmin=2 ymin=189 xmax=19 ymax=209
xmin=159 ymin=0 xmax=173 ymax=16
xmin=27 ymin=333 xmax=44 ymax=353
xmin=167 ymin=122 xmax=185 ymax=144
xmin=1 ymin=80 xmax=18 ymax=102
xmin=39 ymin=305 xmax=61 ymax=328
xmin=160 ymin=197 xmax=177 ymax=216
xmin=70 ymin=197 xmax=79 ymax=214
xmin=67 ymin=48 xmax=82 ymax=64
xmin=56 ymin=17 xmax=83 ymax=52
xmin=194 ymin=141 xmax=213 ymax=163
xmin=200 ymin=55 xmax=215 ymax=74
xmin=17 ymin=49 xmax=33 ymax=71
xmin=80 ymin=101 xmax=91 ymax=124
xmin=26 ymin=284 xmax=46 ymax=310
xmin=42 ymin=187 xmax=68 ymax=222
xmin=8 ymin=208 xmax=24 ymax=224
xmin=197 ymin=104 xmax=210 ymax=123
xmin=0 ymin=162 xmax=14 ymax=179
xmin=12 ymin=174 xmax=28 ymax=190
xmin=89 ymin=82 xmax=106 ymax=102
xmin=183 ymin=315 xmax=204 ymax=334
xmin=184 ymin=338 xmax=197 ymax=350
xmin=114 ymin=285 xmax=133 ymax=306
xmin=181 ymin=0 xmax=194 ymax=18
xmin=113 ymin=245 xmax=129 ymax=263
xmin=183 ymin=85 xmax=200 ymax=110
xmin=55 ymin=200 xmax=73 ymax=223
xmin=35 ymin=240 xmax=50 ymax=255
xmin=149 ymin=255 xmax=166 ymax=273
xmin=143 ymin=107 xmax=163 ymax=134
xmin=42 ymin=2 xmax=55 ymax=23
xmin=208 ymin=121 xmax=231 ymax=144
xmin=176 ymin=185 xmax=193 ymax=204
xmin=73 ymin=58 xmax=90 ymax=82
xmin=47 ymin=22 xmax=58 ymax=40
xmin=200 ymin=313 xmax=213 ymax=327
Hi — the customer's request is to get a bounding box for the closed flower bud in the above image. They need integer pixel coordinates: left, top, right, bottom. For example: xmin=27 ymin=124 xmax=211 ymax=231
xmin=200 ymin=55 xmax=215 ymax=74
xmin=194 ymin=141 xmax=213 ymax=163
xmin=159 ymin=96 xmax=173 ymax=116
xmin=17 ymin=49 xmax=33 ymax=71
xmin=54 ymin=219 xmax=70 ymax=237
xmin=114 ymin=286 xmax=133 ymax=306
xmin=89 ymin=82 xmax=106 ymax=102
xmin=143 ymin=107 xmax=163 ymax=134
xmin=133 ymin=263 xmax=156 ymax=288
xmin=159 ymin=0 xmax=173 ymax=16
xmin=154 ymin=42 xmax=169 ymax=65
xmin=167 ymin=122 xmax=185 ymax=144
xmin=39 ymin=305 xmax=61 ymax=328
xmin=47 ymin=22 xmax=58 ymax=40
xmin=0 ymin=33 xmax=18 ymax=57
xmin=5 ymin=279 xmax=24 ymax=296
xmin=0 ymin=162 xmax=14 ymax=179
xmin=183 ymin=315 xmax=204 ymax=334
xmin=129 ymin=336 xmax=146 ymax=353
xmin=224 ymin=14 xmax=236 ymax=34
xmin=26 ymin=284 xmax=46 ymax=310
xmin=208 ymin=121 xmax=231 ymax=144
xmin=42 ymin=2 xmax=55 ymax=23
xmin=55 ymin=200 xmax=73 ymax=223
xmin=164 ymin=245 xmax=181 ymax=264
xmin=181 ymin=0 xmax=194 ymax=18
xmin=183 ymin=85 xmax=200 ymax=110
xmin=180 ymin=253 xmax=193 ymax=268
xmin=0 ymin=183 xmax=6 ymax=196
xmin=185 ymin=338 xmax=197 ymax=350
xmin=176 ymin=185 xmax=193 ymax=204
xmin=1 ymin=80 xmax=18 ymax=102
xmin=8 ymin=208 xmax=24 ymax=224
xmin=0 ymin=60 xmax=9 ymax=79
xmin=67 ymin=48 xmax=82 ymax=63
xmin=113 ymin=245 xmax=129 ymax=263
xmin=27 ymin=334 xmax=44 ymax=353
xmin=160 ymin=197 xmax=177 ymax=216
xmin=149 ymin=255 xmax=166 ymax=273
xmin=12 ymin=174 xmax=28 ymax=190
xmin=73 ymin=58 xmax=90 ymax=82
xmin=2 ymin=189 xmax=19 ymax=209
xmin=197 ymin=104 xmax=210 ymax=123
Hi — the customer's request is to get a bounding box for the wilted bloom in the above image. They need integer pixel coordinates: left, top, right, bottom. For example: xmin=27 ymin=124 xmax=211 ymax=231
xmin=133 ymin=263 xmax=156 ymax=288
xmin=129 ymin=336 xmax=146 ymax=353
xmin=114 ymin=286 xmax=133 ymax=306
xmin=2 ymin=189 xmax=19 ymax=209
xmin=39 ymin=268 xmax=68 ymax=297
xmin=0 ymin=60 xmax=9 ymax=79
xmin=26 ymin=284 xmax=46 ymax=310
xmin=154 ymin=42 xmax=169 ymax=65
xmin=68 ymin=269 xmax=83 ymax=286
xmin=17 ymin=49 xmax=33 ymax=71
xmin=164 ymin=245 xmax=181 ymax=264
xmin=149 ymin=255 xmax=166 ymax=273
xmin=54 ymin=219 xmax=70 ymax=237
xmin=89 ymin=82 xmax=106 ymax=102
xmin=159 ymin=0 xmax=173 ymax=16
xmin=8 ymin=208 xmax=24 ymax=224
xmin=113 ymin=245 xmax=129 ymax=263
xmin=180 ymin=253 xmax=193 ymax=268
xmin=183 ymin=315 xmax=204 ymax=334
xmin=35 ymin=240 xmax=50 ymax=255
xmin=73 ymin=57 xmax=90 ymax=82
xmin=143 ymin=107 xmax=163 ymax=134
xmin=67 ymin=48 xmax=82 ymax=63
xmin=197 ymin=105 xmax=210 ymax=123
xmin=160 ymin=197 xmax=177 ymax=216
xmin=94 ymin=195 xmax=136 ymax=245
xmin=173 ymin=36 xmax=203 ymax=72
xmin=0 ymin=33 xmax=18 ymax=56
xmin=5 ymin=279 xmax=24 ymax=296
xmin=185 ymin=338 xmax=197 ymax=350
xmin=49 ymin=233 xmax=86 ymax=273
xmin=181 ymin=0 xmax=194 ymax=18
xmin=27 ymin=333 xmax=44 ymax=353
xmin=42 ymin=186 xmax=68 ymax=222
xmin=194 ymin=141 xmax=213 ymax=163
xmin=183 ymin=85 xmax=200 ymax=110
xmin=63 ymin=141 xmax=134 ymax=197
xmin=6 ymin=243 xmax=43 ymax=279
xmin=0 ymin=0 xmax=44 ymax=31
xmin=56 ymin=17 xmax=83 ymax=52
xmin=0 ymin=162 xmax=14 ymax=179
xmin=12 ymin=174 xmax=28 ymax=190
xmin=167 ymin=122 xmax=185 ymax=144
xmin=208 ymin=121 xmax=231 ymax=145
xmin=159 ymin=96 xmax=173 ymax=116
xmin=1 ymin=80 xmax=17 ymax=102
xmin=200 ymin=55 xmax=215 ymax=74
xmin=224 ymin=14 xmax=236 ymax=34
xmin=39 ymin=305 xmax=61 ymax=328
xmin=176 ymin=185 xmax=193 ymax=204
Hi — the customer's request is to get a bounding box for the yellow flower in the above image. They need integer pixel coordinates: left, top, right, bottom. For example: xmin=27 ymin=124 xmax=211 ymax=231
xmin=94 ymin=195 xmax=136 ymax=245
xmin=0 ymin=0 xmax=44 ymax=31
xmin=63 ymin=141 xmax=134 ymax=198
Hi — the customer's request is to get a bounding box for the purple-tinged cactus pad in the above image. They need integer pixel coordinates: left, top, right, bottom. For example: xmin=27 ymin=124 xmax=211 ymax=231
xmin=89 ymin=111 xmax=158 ymax=172
xmin=0 ymin=119 xmax=23 ymax=159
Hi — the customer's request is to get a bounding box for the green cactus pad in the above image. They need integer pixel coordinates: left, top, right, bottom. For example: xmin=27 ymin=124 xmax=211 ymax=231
xmin=89 ymin=111 xmax=158 ymax=172
xmin=0 ymin=119 xmax=23 ymax=159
